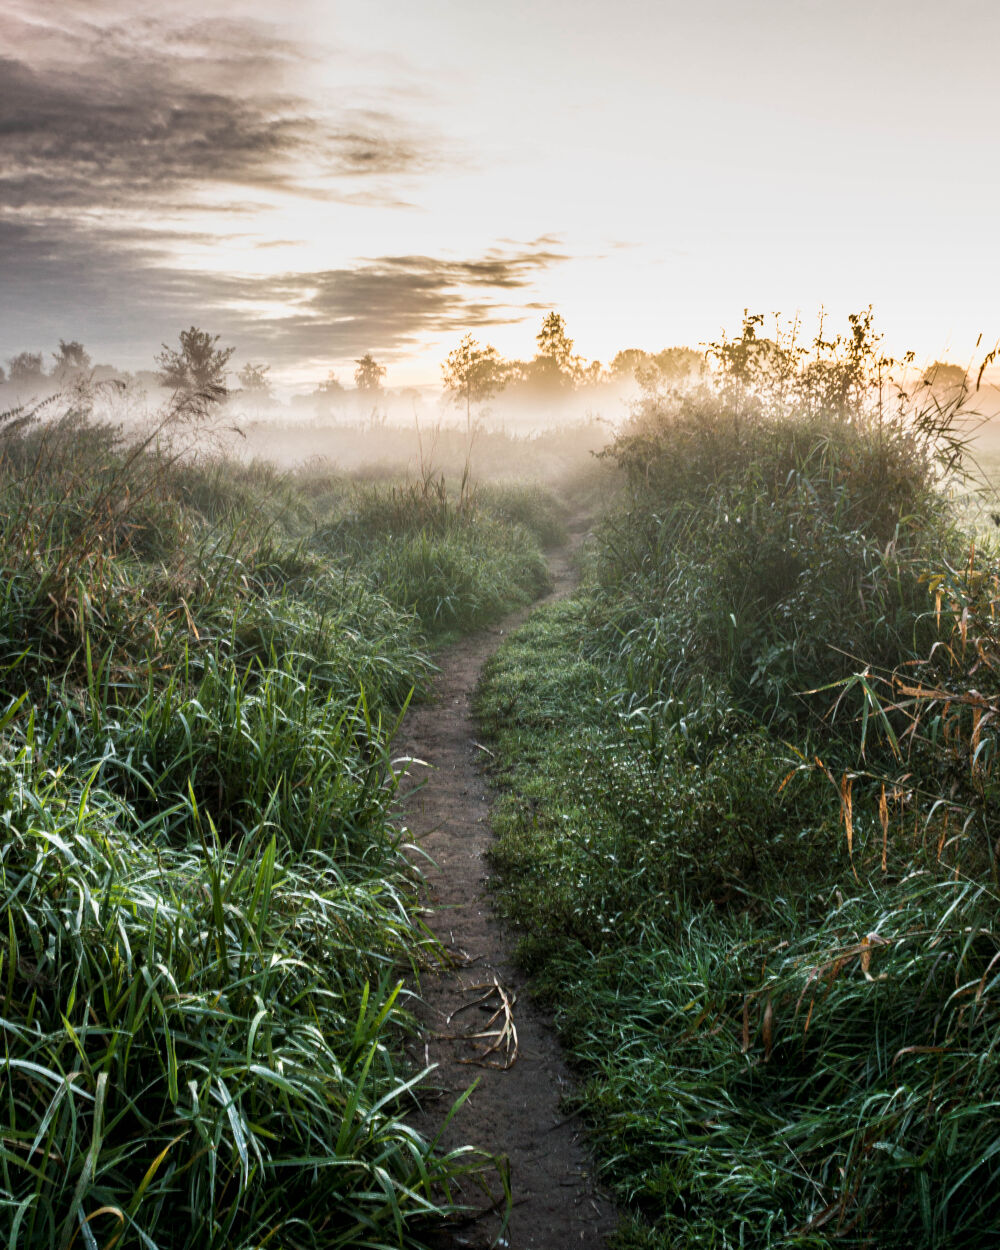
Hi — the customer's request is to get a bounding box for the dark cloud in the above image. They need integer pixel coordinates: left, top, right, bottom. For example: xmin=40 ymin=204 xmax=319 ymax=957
xmin=0 ymin=13 xmax=434 ymax=211
xmin=0 ymin=58 xmax=308 ymax=207
xmin=0 ymin=218 xmax=567 ymax=367
xmin=219 ymin=249 xmax=570 ymax=357
xmin=0 ymin=8 xmax=555 ymax=374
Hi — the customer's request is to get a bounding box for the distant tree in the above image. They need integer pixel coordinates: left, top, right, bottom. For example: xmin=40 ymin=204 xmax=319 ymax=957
xmin=51 ymin=339 xmax=91 ymax=380
xmin=515 ymin=311 xmax=586 ymax=392
xmin=651 ymin=346 xmax=703 ymax=380
xmin=317 ymin=370 xmax=345 ymax=396
xmin=610 ymin=349 xmax=651 ymax=379
xmin=536 ymin=312 xmax=578 ymax=374
xmin=155 ymin=327 xmax=235 ymax=401
xmin=0 ymin=365 xmax=6 ymax=385
xmin=235 ymin=362 xmax=272 ymax=418
xmin=441 ymin=334 xmax=508 ymax=433
xmin=578 ymin=359 xmax=605 ymax=387
xmin=312 ymin=371 xmax=345 ymax=416
xmin=923 ymin=360 xmax=967 ymax=390
xmin=8 ymin=351 xmax=45 ymax=385
xmin=237 ymin=362 xmax=272 ymax=394
xmin=610 ymin=347 xmax=701 ymax=390
xmin=636 ymin=346 xmax=704 ymax=392
xmin=353 ymin=352 xmax=386 ymax=392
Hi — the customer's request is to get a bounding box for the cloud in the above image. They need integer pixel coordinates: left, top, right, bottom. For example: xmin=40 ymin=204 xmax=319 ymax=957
xmin=0 ymin=11 xmax=436 ymax=211
xmin=217 ymin=249 xmax=571 ymax=358
xmin=0 ymin=7 xmax=560 ymax=375
xmin=0 ymin=217 xmax=567 ymax=368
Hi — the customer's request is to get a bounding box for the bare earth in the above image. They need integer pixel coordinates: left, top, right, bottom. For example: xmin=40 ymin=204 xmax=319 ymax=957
xmin=397 ymin=523 xmax=616 ymax=1250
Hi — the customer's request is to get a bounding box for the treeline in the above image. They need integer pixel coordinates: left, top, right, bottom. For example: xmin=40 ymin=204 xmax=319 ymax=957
xmin=0 ymin=315 xmax=704 ymax=413
xmin=4 ymin=312 xmax=972 ymax=439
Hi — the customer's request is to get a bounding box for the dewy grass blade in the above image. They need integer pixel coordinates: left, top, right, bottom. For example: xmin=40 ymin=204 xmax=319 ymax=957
xmin=59 ymin=1071 xmax=107 ymax=1250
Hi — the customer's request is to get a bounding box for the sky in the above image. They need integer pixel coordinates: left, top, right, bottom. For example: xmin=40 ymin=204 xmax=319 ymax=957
xmin=2 ymin=0 xmax=999 ymax=389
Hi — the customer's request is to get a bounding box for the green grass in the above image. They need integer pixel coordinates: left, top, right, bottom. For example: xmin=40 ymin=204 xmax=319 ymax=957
xmin=0 ymin=401 xmax=556 ymax=1247
xmin=310 ymin=477 xmax=553 ymax=635
xmin=480 ymin=603 xmax=1000 ymax=1247
xmin=477 ymin=316 xmax=1000 ymax=1248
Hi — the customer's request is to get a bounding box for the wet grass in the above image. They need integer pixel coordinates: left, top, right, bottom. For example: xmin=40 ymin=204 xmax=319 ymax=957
xmin=0 ymin=400 xmax=554 ymax=1247
xmin=478 ymin=318 xmax=1000 ymax=1248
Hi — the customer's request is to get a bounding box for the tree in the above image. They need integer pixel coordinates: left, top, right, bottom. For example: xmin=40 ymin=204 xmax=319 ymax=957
xmin=610 ymin=349 xmax=651 ymax=379
xmin=577 ymin=359 xmax=604 ymax=387
xmin=536 ymin=312 xmax=577 ymax=373
xmin=514 ymin=312 xmax=583 ymax=392
xmin=237 ymin=362 xmax=272 ymax=394
xmin=51 ymin=340 xmax=91 ymax=381
xmin=155 ymin=327 xmax=235 ymax=400
xmin=317 ymin=371 xmax=344 ymax=396
xmin=8 ymin=351 xmax=45 ymax=385
xmin=441 ymin=334 xmax=507 ymax=433
xmin=611 ymin=347 xmax=702 ymax=389
xmin=923 ymin=361 xmax=967 ymax=391
xmin=651 ymin=346 xmax=702 ymax=380
xmin=353 ymin=353 xmax=386 ymax=392
xmin=313 ymin=371 xmax=345 ymax=416
xmin=236 ymin=362 xmax=272 ymax=418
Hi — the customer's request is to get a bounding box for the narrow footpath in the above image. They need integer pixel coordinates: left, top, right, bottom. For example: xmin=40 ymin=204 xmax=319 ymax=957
xmin=397 ymin=521 xmax=615 ymax=1250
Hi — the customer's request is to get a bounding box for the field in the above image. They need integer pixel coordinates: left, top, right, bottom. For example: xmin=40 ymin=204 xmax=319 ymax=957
xmin=9 ymin=0 xmax=1000 ymax=1243
xmin=478 ymin=333 xmax=1000 ymax=1247
xmin=0 ymin=398 xmax=573 ymax=1248
xmin=5 ymin=329 xmax=1000 ymax=1249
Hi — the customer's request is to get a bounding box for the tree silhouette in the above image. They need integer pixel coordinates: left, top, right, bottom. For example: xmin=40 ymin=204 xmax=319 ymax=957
xmin=155 ymin=327 xmax=235 ymax=402
xmin=923 ymin=361 xmax=967 ymax=391
xmin=318 ymin=371 xmax=344 ymax=395
xmin=521 ymin=312 xmax=582 ymax=391
xmin=52 ymin=340 xmax=92 ymax=381
xmin=353 ymin=353 xmax=386 ymax=392
xmin=313 ymin=371 xmax=345 ymax=416
xmin=8 ymin=352 xmax=45 ymax=385
xmin=237 ymin=362 xmax=272 ymax=394
xmin=441 ymin=334 xmax=507 ymax=434
xmin=610 ymin=348 xmax=649 ymax=379
xmin=536 ymin=312 xmax=577 ymax=373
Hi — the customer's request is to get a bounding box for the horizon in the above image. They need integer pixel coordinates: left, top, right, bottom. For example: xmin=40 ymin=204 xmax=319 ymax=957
xmin=3 ymin=0 xmax=999 ymax=389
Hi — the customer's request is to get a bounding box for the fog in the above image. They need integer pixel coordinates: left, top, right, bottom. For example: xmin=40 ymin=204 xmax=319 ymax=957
xmin=4 ymin=321 xmax=1000 ymax=488
xmin=0 ymin=366 xmax=626 ymax=486
xmin=0 ymin=321 xmax=691 ymax=482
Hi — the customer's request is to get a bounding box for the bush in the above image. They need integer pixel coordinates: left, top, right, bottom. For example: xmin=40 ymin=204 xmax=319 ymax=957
xmin=596 ymin=315 xmax=969 ymax=732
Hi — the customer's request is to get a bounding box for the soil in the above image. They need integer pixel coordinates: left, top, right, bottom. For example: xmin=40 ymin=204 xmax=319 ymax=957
xmin=396 ymin=519 xmax=616 ymax=1250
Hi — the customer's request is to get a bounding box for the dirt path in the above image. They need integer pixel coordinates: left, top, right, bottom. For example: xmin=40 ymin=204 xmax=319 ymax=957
xmin=397 ymin=521 xmax=615 ymax=1250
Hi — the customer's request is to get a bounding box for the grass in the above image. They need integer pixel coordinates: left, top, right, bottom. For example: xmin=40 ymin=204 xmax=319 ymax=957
xmin=477 ymin=315 xmax=1000 ymax=1248
xmin=313 ymin=477 xmax=552 ymax=635
xmin=0 ymin=398 xmax=556 ymax=1247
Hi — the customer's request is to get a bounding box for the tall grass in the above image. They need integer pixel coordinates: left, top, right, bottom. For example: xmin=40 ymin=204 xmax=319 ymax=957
xmin=313 ymin=476 xmax=551 ymax=633
xmin=0 ymin=400 xmax=555 ymax=1246
xmin=478 ymin=313 xmax=1000 ymax=1247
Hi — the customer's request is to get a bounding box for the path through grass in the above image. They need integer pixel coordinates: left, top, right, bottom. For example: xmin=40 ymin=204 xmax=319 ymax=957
xmin=0 ymin=401 xmax=558 ymax=1248
xmin=478 ymin=322 xmax=1000 ymax=1248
